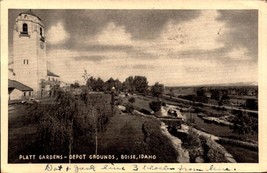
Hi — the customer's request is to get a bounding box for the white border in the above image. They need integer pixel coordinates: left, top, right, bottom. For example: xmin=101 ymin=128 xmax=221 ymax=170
xmin=1 ymin=0 xmax=267 ymax=172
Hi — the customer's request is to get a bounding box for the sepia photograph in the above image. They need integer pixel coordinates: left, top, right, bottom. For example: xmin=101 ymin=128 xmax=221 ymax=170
xmin=1 ymin=0 xmax=267 ymax=172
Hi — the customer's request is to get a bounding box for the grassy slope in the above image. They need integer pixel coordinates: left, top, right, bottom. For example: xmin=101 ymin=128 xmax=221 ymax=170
xmin=8 ymin=98 xmax=178 ymax=163
xmin=220 ymin=143 xmax=258 ymax=163
xmin=97 ymin=110 xmax=178 ymax=163
xmin=8 ymin=104 xmax=39 ymax=163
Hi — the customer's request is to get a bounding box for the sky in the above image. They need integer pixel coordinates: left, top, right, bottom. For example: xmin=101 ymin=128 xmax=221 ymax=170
xmin=8 ymin=9 xmax=258 ymax=86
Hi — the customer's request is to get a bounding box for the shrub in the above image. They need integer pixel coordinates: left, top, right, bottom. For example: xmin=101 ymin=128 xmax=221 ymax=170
xmin=149 ymin=101 xmax=162 ymax=112
xmin=221 ymin=107 xmax=227 ymax=111
xmin=194 ymin=108 xmax=201 ymax=113
xmin=128 ymin=97 xmax=136 ymax=103
xmin=125 ymin=103 xmax=134 ymax=113
xmin=205 ymin=139 xmax=227 ymax=162
xmin=140 ymin=109 xmax=151 ymax=115
xmin=184 ymin=127 xmax=201 ymax=148
xmin=116 ymin=97 xmax=124 ymax=105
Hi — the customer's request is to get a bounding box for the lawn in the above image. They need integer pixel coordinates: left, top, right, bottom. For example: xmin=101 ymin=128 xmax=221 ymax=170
xmin=220 ymin=143 xmax=258 ymax=163
xmin=96 ymin=109 xmax=178 ymax=163
xmin=8 ymin=94 xmax=179 ymax=163
xmin=8 ymin=104 xmax=39 ymax=163
xmin=131 ymin=95 xmax=154 ymax=113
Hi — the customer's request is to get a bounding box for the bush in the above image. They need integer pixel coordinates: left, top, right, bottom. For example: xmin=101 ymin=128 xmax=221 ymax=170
xmin=149 ymin=101 xmax=162 ymax=112
xmin=221 ymin=107 xmax=227 ymax=111
xmin=184 ymin=127 xmax=201 ymax=148
xmin=128 ymin=97 xmax=136 ymax=103
xmin=125 ymin=103 xmax=134 ymax=113
xmin=140 ymin=108 xmax=151 ymax=115
xmin=116 ymin=97 xmax=124 ymax=105
xmin=194 ymin=108 xmax=201 ymax=113
xmin=205 ymin=139 xmax=228 ymax=162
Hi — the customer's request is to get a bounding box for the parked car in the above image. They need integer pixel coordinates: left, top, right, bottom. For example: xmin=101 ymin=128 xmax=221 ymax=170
xmin=21 ymin=98 xmax=40 ymax=104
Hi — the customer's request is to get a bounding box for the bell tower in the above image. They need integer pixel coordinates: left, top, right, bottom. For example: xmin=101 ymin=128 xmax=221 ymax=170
xmin=13 ymin=10 xmax=47 ymax=97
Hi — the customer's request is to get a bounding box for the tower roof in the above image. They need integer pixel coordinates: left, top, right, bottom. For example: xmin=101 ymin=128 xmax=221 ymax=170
xmin=19 ymin=9 xmax=41 ymax=20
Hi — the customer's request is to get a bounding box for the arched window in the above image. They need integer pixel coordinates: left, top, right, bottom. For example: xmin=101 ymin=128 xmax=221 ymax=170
xmin=40 ymin=27 xmax=42 ymax=36
xmin=22 ymin=23 xmax=28 ymax=33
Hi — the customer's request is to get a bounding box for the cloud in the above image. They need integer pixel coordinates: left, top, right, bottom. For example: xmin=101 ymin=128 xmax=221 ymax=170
xmin=8 ymin=10 xmax=257 ymax=86
xmin=159 ymin=10 xmax=226 ymax=52
xmin=86 ymin=22 xmax=132 ymax=46
xmin=72 ymin=55 xmax=106 ymax=62
xmin=227 ymin=47 xmax=251 ymax=60
xmin=118 ymin=64 xmax=155 ymax=69
xmin=46 ymin=22 xmax=70 ymax=45
xmin=217 ymin=10 xmax=258 ymax=62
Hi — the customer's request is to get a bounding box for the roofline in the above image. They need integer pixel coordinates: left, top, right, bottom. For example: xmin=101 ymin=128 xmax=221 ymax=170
xmin=19 ymin=10 xmax=42 ymax=21
xmin=8 ymin=79 xmax=33 ymax=91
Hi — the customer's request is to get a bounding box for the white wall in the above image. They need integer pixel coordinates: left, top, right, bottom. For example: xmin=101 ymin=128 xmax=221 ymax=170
xmin=9 ymin=89 xmax=32 ymax=100
xmin=13 ymin=13 xmax=47 ymax=98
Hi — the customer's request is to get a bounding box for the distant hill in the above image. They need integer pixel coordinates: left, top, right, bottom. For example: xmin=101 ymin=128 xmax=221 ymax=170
xmin=166 ymin=81 xmax=258 ymax=88
xmin=198 ymin=82 xmax=258 ymax=87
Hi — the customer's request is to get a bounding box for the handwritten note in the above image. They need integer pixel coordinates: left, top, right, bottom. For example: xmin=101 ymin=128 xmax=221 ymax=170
xmin=44 ymin=163 xmax=237 ymax=172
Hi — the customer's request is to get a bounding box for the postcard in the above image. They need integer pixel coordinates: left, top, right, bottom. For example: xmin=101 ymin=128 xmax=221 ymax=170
xmin=1 ymin=0 xmax=267 ymax=172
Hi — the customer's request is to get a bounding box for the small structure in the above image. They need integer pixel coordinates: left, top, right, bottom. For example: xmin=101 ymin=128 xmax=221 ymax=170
xmin=47 ymin=71 xmax=60 ymax=82
xmin=8 ymin=79 xmax=33 ymax=100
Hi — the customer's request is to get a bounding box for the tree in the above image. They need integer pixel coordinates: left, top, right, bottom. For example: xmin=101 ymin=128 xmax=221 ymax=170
xmin=122 ymin=76 xmax=148 ymax=94
xmin=95 ymin=77 xmax=105 ymax=91
xmin=195 ymin=87 xmax=208 ymax=103
xmin=123 ymin=76 xmax=135 ymax=93
xmin=82 ymin=70 xmax=90 ymax=84
xmin=210 ymin=89 xmax=221 ymax=101
xmin=104 ymin=77 xmax=115 ymax=91
xmin=70 ymin=81 xmax=80 ymax=88
xmin=86 ymin=76 xmax=105 ymax=91
xmin=169 ymin=87 xmax=174 ymax=99
xmin=231 ymin=111 xmax=258 ymax=137
xmin=245 ymin=99 xmax=258 ymax=110
xmin=149 ymin=101 xmax=162 ymax=112
xmin=221 ymin=94 xmax=230 ymax=101
xmin=196 ymin=87 xmax=205 ymax=97
xmin=150 ymin=82 xmax=164 ymax=98
xmin=133 ymin=76 xmax=148 ymax=94
xmin=114 ymin=79 xmax=122 ymax=92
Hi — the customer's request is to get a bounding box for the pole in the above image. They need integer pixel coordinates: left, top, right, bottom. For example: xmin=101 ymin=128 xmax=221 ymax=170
xmin=111 ymin=87 xmax=115 ymax=116
xmin=93 ymin=110 xmax=98 ymax=155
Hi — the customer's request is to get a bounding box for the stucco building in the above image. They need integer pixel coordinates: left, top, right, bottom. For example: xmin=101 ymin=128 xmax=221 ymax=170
xmin=9 ymin=10 xmax=59 ymax=100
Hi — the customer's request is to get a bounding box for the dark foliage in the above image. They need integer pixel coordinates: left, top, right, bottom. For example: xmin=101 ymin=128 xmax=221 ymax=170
xmin=28 ymin=90 xmax=111 ymax=156
xmin=231 ymin=111 xmax=258 ymax=136
xmin=149 ymin=101 xmax=162 ymax=112
xmin=128 ymin=97 xmax=136 ymax=103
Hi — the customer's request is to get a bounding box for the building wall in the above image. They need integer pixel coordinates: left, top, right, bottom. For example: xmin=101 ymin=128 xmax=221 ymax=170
xmin=47 ymin=76 xmax=59 ymax=82
xmin=13 ymin=13 xmax=47 ymax=98
xmin=9 ymin=88 xmax=32 ymax=100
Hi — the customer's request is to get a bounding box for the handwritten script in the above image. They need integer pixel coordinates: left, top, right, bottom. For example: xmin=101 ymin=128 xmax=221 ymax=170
xmin=44 ymin=164 xmax=237 ymax=172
